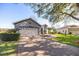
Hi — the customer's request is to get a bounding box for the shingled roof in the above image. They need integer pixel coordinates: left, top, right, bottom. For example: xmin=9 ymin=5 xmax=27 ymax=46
xmin=13 ymin=18 xmax=41 ymax=26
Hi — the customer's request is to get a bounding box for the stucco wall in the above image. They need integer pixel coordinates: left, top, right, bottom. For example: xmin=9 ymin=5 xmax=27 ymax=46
xmin=68 ymin=28 xmax=79 ymax=35
xmin=57 ymin=28 xmax=68 ymax=34
xmin=57 ymin=27 xmax=79 ymax=35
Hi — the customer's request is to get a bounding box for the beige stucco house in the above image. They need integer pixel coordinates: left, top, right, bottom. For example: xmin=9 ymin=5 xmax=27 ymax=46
xmin=14 ymin=18 xmax=48 ymax=37
xmin=56 ymin=25 xmax=79 ymax=35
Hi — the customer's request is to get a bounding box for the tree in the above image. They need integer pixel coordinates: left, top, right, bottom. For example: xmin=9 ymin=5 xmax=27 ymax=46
xmin=7 ymin=29 xmax=16 ymax=33
xmin=29 ymin=3 xmax=79 ymax=24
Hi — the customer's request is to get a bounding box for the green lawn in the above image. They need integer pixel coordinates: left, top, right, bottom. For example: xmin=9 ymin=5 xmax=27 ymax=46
xmin=52 ymin=34 xmax=79 ymax=47
xmin=0 ymin=42 xmax=17 ymax=56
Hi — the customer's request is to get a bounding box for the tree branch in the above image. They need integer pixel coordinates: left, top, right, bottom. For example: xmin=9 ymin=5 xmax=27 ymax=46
xmin=61 ymin=12 xmax=79 ymax=21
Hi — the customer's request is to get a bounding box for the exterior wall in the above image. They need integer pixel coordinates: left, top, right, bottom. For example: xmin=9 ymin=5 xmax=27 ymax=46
xmin=41 ymin=24 xmax=48 ymax=34
xmin=38 ymin=28 xmax=42 ymax=35
xmin=57 ymin=27 xmax=79 ymax=35
xmin=68 ymin=27 xmax=79 ymax=35
xmin=57 ymin=28 xmax=69 ymax=34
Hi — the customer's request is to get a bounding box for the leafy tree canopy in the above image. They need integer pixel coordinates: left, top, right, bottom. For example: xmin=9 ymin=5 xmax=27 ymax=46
xmin=29 ymin=3 xmax=79 ymax=24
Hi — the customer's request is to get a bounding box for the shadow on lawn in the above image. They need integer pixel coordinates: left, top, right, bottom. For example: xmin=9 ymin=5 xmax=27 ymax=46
xmin=0 ymin=42 xmax=16 ymax=56
xmin=0 ymin=51 xmax=15 ymax=56
xmin=55 ymin=36 xmax=79 ymax=47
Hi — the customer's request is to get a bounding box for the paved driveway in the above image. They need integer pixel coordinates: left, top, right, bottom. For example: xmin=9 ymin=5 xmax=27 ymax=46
xmin=16 ymin=36 xmax=79 ymax=56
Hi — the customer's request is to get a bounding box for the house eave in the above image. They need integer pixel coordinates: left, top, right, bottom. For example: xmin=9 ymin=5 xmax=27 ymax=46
xmin=13 ymin=18 xmax=41 ymax=27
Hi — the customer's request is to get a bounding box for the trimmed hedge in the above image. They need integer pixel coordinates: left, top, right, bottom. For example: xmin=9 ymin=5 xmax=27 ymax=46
xmin=0 ymin=33 xmax=20 ymax=41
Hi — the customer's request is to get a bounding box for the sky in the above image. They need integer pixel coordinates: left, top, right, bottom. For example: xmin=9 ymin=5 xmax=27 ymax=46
xmin=0 ymin=3 xmax=79 ymax=29
xmin=0 ymin=3 xmax=51 ymax=29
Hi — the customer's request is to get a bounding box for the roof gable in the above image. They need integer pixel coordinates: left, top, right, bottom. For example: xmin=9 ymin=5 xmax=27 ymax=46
xmin=14 ymin=18 xmax=41 ymax=27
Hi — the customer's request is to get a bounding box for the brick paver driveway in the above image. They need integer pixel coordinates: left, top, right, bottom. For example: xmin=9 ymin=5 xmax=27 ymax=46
xmin=16 ymin=36 xmax=79 ymax=56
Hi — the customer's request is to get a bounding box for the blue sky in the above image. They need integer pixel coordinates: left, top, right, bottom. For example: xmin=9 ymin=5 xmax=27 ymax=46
xmin=0 ymin=3 xmax=51 ymax=28
xmin=0 ymin=3 xmax=79 ymax=29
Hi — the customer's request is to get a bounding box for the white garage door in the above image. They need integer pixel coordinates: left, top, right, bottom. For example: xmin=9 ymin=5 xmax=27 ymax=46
xmin=19 ymin=28 xmax=38 ymax=37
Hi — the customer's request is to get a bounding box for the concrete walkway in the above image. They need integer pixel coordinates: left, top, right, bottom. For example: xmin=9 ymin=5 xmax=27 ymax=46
xmin=16 ymin=36 xmax=79 ymax=56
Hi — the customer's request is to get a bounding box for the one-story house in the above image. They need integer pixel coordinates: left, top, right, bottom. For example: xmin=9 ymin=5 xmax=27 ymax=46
xmin=14 ymin=18 xmax=48 ymax=37
xmin=56 ymin=25 xmax=79 ymax=35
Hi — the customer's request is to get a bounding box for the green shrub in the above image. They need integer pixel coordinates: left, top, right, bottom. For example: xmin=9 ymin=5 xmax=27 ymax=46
xmin=69 ymin=32 xmax=72 ymax=34
xmin=7 ymin=29 xmax=16 ymax=33
xmin=0 ymin=33 xmax=20 ymax=41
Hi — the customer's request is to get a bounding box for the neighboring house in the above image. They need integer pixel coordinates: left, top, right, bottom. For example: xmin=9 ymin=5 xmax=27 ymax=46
xmin=56 ymin=25 xmax=79 ymax=35
xmin=14 ymin=18 xmax=48 ymax=37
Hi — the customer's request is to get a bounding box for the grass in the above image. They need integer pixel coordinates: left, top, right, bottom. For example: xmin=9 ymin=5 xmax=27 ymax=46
xmin=51 ymin=34 xmax=79 ymax=47
xmin=0 ymin=42 xmax=17 ymax=56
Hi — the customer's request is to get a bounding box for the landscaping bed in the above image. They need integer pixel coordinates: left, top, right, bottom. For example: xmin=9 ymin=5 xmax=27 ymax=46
xmin=51 ymin=34 xmax=79 ymax=47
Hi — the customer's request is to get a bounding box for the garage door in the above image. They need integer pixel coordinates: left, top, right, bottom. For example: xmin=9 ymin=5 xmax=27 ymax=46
xmin=19 ymin=28 xmax=38 ymax=37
